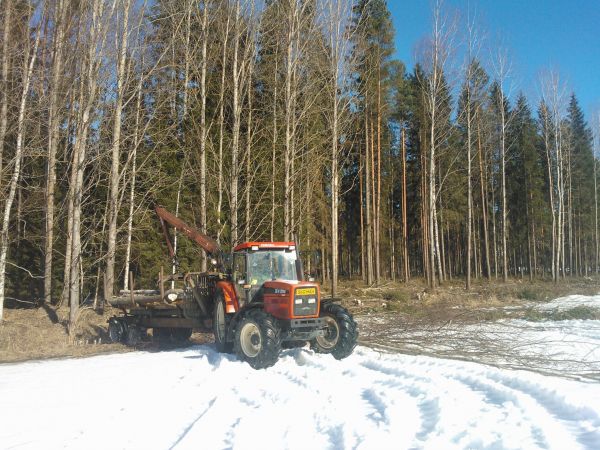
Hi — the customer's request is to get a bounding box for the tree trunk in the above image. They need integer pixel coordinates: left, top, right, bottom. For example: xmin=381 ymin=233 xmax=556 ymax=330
xmin=0 ymin=15 xmax=40 ymax=321
xmin=199 ymin=0 xmax=209 ymax=270
xmin=244 ymin=57 xmax=254 ymax=242
xmin=0 ymin=0 xmax=11 ymax=179
xmin=477 ymin=130 xmax=491 ymax=280
xmin=365 ymin=111 xmax=373 ymax=285
xmin=216 ymin=10 xmax=230 ymax=244
xmin=595 ymin=139 xmax=599 ymax=273
xmin=105 ymin=0 xmax=131 ymax=299
xmin=230 ymin=0 xmax=241 ymax=247
xmin=44 ymin=0 xmax=67 ymax=304
xmin=401 ymin=129 xmax=409 ymax=282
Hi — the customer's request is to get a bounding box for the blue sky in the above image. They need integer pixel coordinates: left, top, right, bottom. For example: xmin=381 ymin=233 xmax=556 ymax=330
xmin=388 ymin=0 xmax=600 ymax=118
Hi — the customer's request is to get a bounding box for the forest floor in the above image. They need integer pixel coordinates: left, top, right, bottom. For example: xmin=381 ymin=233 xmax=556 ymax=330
xmin=0 ymin=276 xmax=599 ymax=364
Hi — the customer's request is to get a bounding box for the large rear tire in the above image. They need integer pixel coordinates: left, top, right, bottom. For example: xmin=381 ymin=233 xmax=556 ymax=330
xmin=234 ymin=309 xmax=281 ymax=369
xmin=311 ymin=303 xmax=358 ymax=360
xmin=213 ymin=292 xmax=233 ymax=353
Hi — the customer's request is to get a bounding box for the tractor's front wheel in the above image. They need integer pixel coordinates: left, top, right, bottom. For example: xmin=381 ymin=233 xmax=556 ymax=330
xmin=311 ymin=303 xmax=358 ymax=360
xmin=234 ymin=309 xmax=281 ymax=369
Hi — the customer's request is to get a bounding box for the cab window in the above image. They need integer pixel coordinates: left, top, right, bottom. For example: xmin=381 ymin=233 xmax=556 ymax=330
xmin=233 ymin=253 xmax=246 ymax=283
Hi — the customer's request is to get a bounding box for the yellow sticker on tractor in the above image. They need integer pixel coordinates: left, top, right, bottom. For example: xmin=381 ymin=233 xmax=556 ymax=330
xmin=296 ymin=287 xmax=316 ymax=296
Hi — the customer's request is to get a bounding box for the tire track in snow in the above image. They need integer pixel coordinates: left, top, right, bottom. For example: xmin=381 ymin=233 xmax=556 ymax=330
xmin=169 ymin=397 xmax=216 ymax=449
xmin=2 ymin=346 xmax=600 ymax=450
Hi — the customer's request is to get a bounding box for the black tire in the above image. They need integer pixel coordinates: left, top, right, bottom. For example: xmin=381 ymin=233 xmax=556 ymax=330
xmin=213 ymin=292 xmax=233 ymax=353
xmin=153 ymin=327 xmax=172 ymax=347
xmin=311 ymin=303 xmax=358 ymax=360
xmin=125 ymin=325 xmax=142 ymax=346
xmin=234 ymin=309 xmax=281 ymax=369
xmin=108 ymin=318 xmax=125 ymax=343
xmin=171 ymin=328 xmax=193 ymax=343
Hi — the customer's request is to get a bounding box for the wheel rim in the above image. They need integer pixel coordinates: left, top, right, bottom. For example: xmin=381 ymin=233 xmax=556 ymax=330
xmin=216 ymin=302 xmax=226 ymax=342
xmin=240 ymin=322 xmax=262 ymax=357
xmin=315 ymin=316 xmax=339 ymax=349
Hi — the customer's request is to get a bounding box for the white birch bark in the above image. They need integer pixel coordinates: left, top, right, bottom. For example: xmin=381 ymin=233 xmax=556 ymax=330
xmin=44 ymin=0 xmax=68 ymax=304
xmin=105 ymin=0 xmax=131 ymax=298
xmin=0 ymin=10 xmax=41 ymax=321
xmin=0 ymin=0 xmax=11 ymax=179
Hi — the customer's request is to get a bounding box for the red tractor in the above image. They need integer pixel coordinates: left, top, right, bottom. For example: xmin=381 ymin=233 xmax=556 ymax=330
xmin=107 ymin=206 xmax=358 ymax=369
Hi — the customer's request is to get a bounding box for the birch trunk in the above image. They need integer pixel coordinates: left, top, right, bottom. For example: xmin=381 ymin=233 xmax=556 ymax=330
xmin=477 ymin=129 xmax=491 ymax=280
xmin=105 ymin=0 xmax=131 ymax=298
xmin=283 ymin=6 xmax=294 ymax=242
xmin=0 ymin=0 xmax=11 ymax=183
xmin=230 ymin=0 xmax=241 ymax=247
xmin=0 ymin=12 xmax=40 ymax=321
xmin=199 ymin=0 xmax=208 ymax=270
xmin=69 ymin=0 xmax=115 ymax=330
xmin=44 ymin=0 xmax=67 ymax=304
xmin=216 ymin=9 xmax=230 ymax=244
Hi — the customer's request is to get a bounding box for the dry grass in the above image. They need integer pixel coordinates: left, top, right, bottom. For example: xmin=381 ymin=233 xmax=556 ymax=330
xmin=0 ymin=306 xmax=129 ymax=363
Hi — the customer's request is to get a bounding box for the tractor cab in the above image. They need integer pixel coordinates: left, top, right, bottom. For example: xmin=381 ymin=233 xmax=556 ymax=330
xmin=232 ymin=242 xmax=302 ymax=305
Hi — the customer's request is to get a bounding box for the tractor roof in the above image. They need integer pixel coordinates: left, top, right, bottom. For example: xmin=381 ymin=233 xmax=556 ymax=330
xmin=233 ymin=241 xmax=296 ymax=252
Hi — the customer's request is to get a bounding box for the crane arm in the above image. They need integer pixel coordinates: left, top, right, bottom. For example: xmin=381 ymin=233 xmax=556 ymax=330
xmin=155 ymin=206 xmax=220 ymax=258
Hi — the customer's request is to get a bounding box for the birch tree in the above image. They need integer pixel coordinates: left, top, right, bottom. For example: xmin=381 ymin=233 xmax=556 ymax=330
xmin=0 ymin=4 xmax=41 ymax=321
xmin=105 ymin=0 xmax=133 ymax=298
xmin=67 ymin=0 xmax=116 ymax=330
xmin=418 ymin=0 xmax=455 ymax=288
xmin=319 ymin=0 xmax=355 ymax=297
xmin=0 ymin=0 xmax=11 ymax=180
xmin=540 ymin=70 xmax=568 ymax=282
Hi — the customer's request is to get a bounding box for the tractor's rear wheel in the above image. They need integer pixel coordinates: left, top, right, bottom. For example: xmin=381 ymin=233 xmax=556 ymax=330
xmin=311 ymin=303 xmax=358 ymax=360
xmin=213 ymin=293 xmax=233 ymax=353
xmin=234 ymin=309 xmax=281 ymax=369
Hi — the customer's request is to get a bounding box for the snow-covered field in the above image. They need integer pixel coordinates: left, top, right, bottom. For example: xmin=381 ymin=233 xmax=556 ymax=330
xmin=1 ymin=346 xmax=600 ymax=449
xmin=2 ymin=294 xmax=600 ymax=449
xmin=359 ymin=293 xmax=600 ymax=381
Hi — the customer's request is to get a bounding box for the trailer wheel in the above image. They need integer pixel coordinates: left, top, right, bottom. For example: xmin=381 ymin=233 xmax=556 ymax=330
xmin=213 ymin=293 xmax=233 ymax=353
xmin=153 ymin=328 xmax=172 ymax=347
xmin=311 ymin=303 xmax=358 ymax=360
xmin=234 ymin=309 xmax=281 ymax=369
xmin=126 ymin=325 xmax=142 ymax=346
xmin=171 ymin=328 xmax=193 ymax=343
xmin=108 ymin=318 xmax=126 ymax=343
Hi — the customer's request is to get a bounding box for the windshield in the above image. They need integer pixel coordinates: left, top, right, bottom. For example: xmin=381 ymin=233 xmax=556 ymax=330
xmin=247 ymin=250 xmax=298 ymax=286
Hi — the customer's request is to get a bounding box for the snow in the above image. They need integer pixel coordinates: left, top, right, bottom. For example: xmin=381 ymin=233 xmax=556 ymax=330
xmin=359 ymin=293 xmax=600 ymax=381
xmin=535 ymin=293 xmax=600 ymax=312
xmin=2 ymin=294 xmax=600 ymax=449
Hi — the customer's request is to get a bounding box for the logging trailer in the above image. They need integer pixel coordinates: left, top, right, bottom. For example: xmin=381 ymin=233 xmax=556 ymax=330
xmin=107 ymin=206 xmax=358 ymax=369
